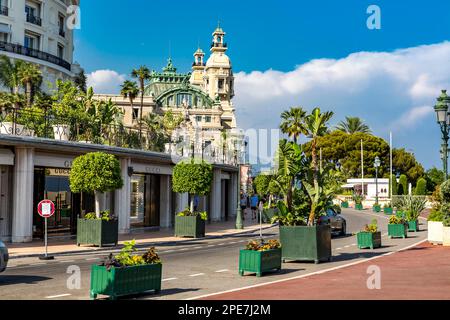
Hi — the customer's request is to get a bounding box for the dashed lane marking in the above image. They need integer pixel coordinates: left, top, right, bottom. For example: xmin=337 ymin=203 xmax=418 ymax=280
xmin=162 ymin=278 xmax=178 ymax=281
xmin=46 ymin=294 xmax=72 ymax=299
xmin=215 ymin=269 xmax=229 ymax=273
xmin=189 ymin=273 xmax=205 ymax=277
xmin=85 ymin=257 xmax=101 ymax=261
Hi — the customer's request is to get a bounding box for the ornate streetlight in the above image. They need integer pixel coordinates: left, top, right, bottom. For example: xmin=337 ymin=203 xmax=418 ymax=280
xmin=374 ymin=156 xmax=381 ymax=205
xmin=235 ymin=139 xmax=246 ymax=230
xmin=434 ymin=90 xmax=450 ymax=180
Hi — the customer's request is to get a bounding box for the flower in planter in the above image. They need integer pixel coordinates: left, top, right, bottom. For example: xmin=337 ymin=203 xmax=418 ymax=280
xmin=383 ymin=202 xmax=392 ymax=209
xmin=84 ymin=210 xmax=116 ymax=221
xmin=245 ymin=239 xmax=281 ymax=251
xmin=177 ymin=208 xmax=208 ymax=221
xmin=362 ymin=219 xmax=378 ymax=233
xmin=100 ymin=240 xmax=161 ymax=271
xmin=389 ymin=215 xmax=406 ymax=225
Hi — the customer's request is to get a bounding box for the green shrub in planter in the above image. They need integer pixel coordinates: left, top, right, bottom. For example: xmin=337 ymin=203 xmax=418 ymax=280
xmin=372 ymin=205 xmax=381 ymax=212
xmin=239 ymin=239 xmax=282 ymax=277
xmin=90 ymin=242 xmax=162 ymax=300
xmin=77 ymin=211 xmax=118 ymax=247
xmin=388 ymin=215 xmax=408 ymax=238
xmin=407 ymin=220 xmax=419 ymax=232
xmin=357 ymin=219 xmax=381 ymax=249
xmin=383 ymin=207 xmax=393 ymax=214
xmin=355 ymin=203 xmax=363 ymax=210
xmin=341 ymin=201 xmax=349 ymax=208
xmin=174 ymin=210 xmax=206 ymax=238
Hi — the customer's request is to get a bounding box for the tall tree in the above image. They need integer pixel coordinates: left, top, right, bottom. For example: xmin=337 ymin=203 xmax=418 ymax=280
xmin=131 ymin=66 xmax=151 ymax=137
xmin=73 ymin=70 xmax=87 ymax=93
xmin=304 ymin=107 xmax=334 ymax=225
xmin=120 ymin=80 xmax=139 ymax=114
xmin=279 ymin=107 xmax=307 ymax=144
xmin=336 ymin=116 xmax=371 ymax=134
xmin=0 ymin=55 xmax=22 ymax=94
xmin=17 ymin=62 xmax=42 ymax=107
xmin=392 ymin=148 xmax=424 ymax=186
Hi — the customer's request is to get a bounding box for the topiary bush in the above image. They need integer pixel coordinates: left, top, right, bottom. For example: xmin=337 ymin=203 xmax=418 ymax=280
xmin=414 ymin=177 xmax=427 ymax=195
xmin=172 ymin=159 xmax=213 ymax=213
xmin=398 ymin=174 xmax=408 ymax=195
xmin=70 ymin=152 xmax=123 ymax=217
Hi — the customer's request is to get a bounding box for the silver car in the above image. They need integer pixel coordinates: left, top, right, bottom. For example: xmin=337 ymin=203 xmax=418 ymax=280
xmin=0 ymin=240 xmax=8 ymax=272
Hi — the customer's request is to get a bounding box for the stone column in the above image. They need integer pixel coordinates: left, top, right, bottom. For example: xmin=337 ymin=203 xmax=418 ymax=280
xmin=114 ymin=158 xmax=131 ymax=234
xmin=12 ymin=147 xmax=34 ymax=243
xmin=159 ymin=175 xmax=172 ymax=228
xmin=228 ymin=172 xmax=238 ymax=219
xmin=210 ymin=168 xmax=222 ymax=222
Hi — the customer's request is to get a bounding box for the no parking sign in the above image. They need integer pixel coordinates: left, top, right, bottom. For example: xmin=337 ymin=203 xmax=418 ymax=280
xmin=37 ymin=200 xmax=55 ymax=218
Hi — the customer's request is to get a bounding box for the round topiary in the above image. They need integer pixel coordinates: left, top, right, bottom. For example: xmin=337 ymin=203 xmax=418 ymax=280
xmin=440 ymin=179 xmax=450 ymax=203
xmin=172 ymin=160 xmax=213 ymax=212
xmin=70 ymin=152 xmax=123 ymax=217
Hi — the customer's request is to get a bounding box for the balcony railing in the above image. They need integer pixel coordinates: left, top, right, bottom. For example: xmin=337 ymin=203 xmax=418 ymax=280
xmin=192 ymin=62 xmax=206 ymax=67
xmin=0 ymin=108 xmax=239 ymax=165
xmin=0 ymin=5 xmax=8 ymax=16
xmin=59 ymin=28 xmax=65 ymax=37
xmin=26 ymin=14 xmax=42 ymax=26
xmin=0 ymin=41 xmax=71 ymax=71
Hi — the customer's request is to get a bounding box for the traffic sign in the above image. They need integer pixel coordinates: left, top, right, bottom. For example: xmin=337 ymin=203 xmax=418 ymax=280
xmin=37 ymin=200 xmax=55 ymax=218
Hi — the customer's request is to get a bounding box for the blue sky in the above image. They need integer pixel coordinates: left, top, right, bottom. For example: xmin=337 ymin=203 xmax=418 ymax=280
xmin=75 ymin=0 xmax=450 ymax=170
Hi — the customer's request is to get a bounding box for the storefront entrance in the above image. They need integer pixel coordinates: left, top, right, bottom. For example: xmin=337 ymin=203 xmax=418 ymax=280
xmin=33 ymin=167 xmax=94 ymax=238
xmin=130 ymin=174 xmax=160 ymax=228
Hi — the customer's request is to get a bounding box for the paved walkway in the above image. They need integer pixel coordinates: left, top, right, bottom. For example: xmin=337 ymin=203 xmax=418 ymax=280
xmin=7 ymin=218 xmax=273 ymax=259
xmin=205 ymin=241 xmax=450 ymax=300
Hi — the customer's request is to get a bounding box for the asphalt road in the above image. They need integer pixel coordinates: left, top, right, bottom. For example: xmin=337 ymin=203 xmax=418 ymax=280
xmin=0 ymin=209 xmax=428 ymax=300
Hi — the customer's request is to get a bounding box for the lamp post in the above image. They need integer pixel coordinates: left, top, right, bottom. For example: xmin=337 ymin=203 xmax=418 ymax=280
xmin=434 ymin=90 xmax=450 ymax=180
xmin=374 ymin=156 xmax=381 ymax=205
xmin=235 ymin=139 xmax=246 ymax=230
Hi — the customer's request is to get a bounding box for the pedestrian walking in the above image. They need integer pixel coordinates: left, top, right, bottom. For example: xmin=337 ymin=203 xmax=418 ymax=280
xmin=240 ymin=194 xmax=247 ymax=221
xmin=250 ymin=193 xmax=259 ymax=220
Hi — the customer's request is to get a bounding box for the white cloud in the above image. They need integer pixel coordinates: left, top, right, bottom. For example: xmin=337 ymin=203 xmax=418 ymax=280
xmin=86 ymin=70 xmax=126 ymax=94
xmin=233 ymin=41 xmax=450 ymax=169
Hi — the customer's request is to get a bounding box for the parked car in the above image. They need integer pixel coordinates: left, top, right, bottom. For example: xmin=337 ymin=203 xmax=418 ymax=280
xmin=0 ymin=240 xmax=8 ymax=273
xmin=318 ymin=207 xmax=347 ymax=236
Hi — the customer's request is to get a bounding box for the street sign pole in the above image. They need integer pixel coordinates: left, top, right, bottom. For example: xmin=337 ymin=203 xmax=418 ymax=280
xmin=38 ymin=199 xmax=55 ymax=260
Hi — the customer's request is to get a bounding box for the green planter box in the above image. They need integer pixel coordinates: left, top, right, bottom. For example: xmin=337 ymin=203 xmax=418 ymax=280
xmin=90 ymin=263 xmax=162 ymax=300
xmin=373 ymin=205 xmax=381 ymax=213
xmin=407 ymin=220 xmax=419 ymax=232
xmin=355 ymin=203 xmax=363 ymax=210
xmin=174 ymin=215 xmax=205 ymax=238
xmin=388 ymin=223 xmax=408 ymax=238
xmin=383 ymin=207 xmax=393 ymax=214
xmin=341 ymin=201 xmax=349 ymax=208
xmin=357 ymin=231 xmax=382 ymax=249
xmin=239 ymin=248 xmax=282 ymax=277
xmin=279 ymin=225 xmax=332 ymax=264
xmin=77 ymin=219 xmax=118 ymax=247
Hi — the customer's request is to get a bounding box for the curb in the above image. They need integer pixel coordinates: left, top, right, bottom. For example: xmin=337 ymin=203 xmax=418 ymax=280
xmin=9 ymin=224 xmax=277 ymax=259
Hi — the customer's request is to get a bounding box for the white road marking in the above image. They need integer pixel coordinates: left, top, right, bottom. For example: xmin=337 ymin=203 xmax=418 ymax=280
xmin=218 ymin=243 xmax=226 ymax=246
xmin=351 ymin=244 xmax=357 ymax=246
xmin=86 ymin=257 xmax=101 ymax=261
xmin=189 ymin=273 xmax=205 ymax=277
xmin=229 ymin=242 xmax=237 ymax=244
xmin=239 ymin=240 xmax=246 ymax=242
xmin=59 ymin=260 xmax=74 ymax=263
xmin=193 ymin=246 xmax=202 ymax=249
xmin=335 ymin=247 xmax=343 ymax=250
xmin=162 ymin=277 xmax=178 ymax=281
xmin=30 ymin=263 xmax=46 ymax=266
xmin=46 ymin=293 xmax=71 ymax=299
xmin=163 ymin=250 xmax=175 ymax=253
xmin=186 ymin=238 xmax=427 ymax=300
xmin=344 ymin=245 xmax=351 ymax=248
xmin=207 ymin=244 xmax=214 ymax=247
xmin=179 ymin=248 xmax=188 ymax=251
xmin=215 ymin=269 xmax=229 ymax=273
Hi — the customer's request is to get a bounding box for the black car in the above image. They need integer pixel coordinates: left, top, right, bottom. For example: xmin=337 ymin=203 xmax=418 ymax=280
xmin=318 ymin=207 xmax=347 ymax=236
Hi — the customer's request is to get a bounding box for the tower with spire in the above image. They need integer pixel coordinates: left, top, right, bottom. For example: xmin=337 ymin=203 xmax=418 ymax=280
xmin=190 ymin=47 xmax=205 ymax=86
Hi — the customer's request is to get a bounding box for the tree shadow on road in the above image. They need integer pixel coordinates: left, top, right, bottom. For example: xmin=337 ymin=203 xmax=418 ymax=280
xmin=119 ymin=288 xmax=201 ymax=300
xmin=240 ymin=268 xmax=303 ymax=277
xmin=0 ymin=275 xmax=52 ymax=286
xmin=331 ymin=251 xmax=391 ymax=263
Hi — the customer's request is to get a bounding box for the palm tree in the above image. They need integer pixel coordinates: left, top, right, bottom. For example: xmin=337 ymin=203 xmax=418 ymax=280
xmin=17 ymin=62 xmax=42 ymax=107
xmin=280 ymin=107 xmax=307 ymax=144
xmin=336 ymin=116 xmax=371 ymax=134
xmin=141 ymin=113 xmax=166 ymax=151
xmin=0 ymin=55 xmax=22 ymax=94
xmin=131 ymin=66 xmax=151 ymax=137
xmin=120 ymin=80 xmax=139 ymax=120
xmin=304 ymin=107 xmax=334 ymax=226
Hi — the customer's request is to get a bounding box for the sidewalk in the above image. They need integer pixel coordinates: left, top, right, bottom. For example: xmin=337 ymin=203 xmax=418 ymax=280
xmin=7 ymin=219 xmax=274 ymax=259
xmin=205 ymin=241 xmax=450 ymax=300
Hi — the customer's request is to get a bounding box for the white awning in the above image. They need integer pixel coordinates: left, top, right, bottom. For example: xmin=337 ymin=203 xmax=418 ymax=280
xmin=0 ymin=24 xmax=11 ymax=34
xmin=341 ymin=183 xmax=355 ymax=188
xmin=0 ymin=148 xmax=14 ymax=166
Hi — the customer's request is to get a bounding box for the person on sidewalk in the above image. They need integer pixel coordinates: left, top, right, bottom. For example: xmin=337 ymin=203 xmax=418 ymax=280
xmin=258 ymin=198 xmax=265 ymax=224
xmin=240 ymin=194 xmax=247 ymax=221
xmin=250 ymin=193 xmax=259 ymax=220
xmin=193 ymin=195 xmax=200 ymax=211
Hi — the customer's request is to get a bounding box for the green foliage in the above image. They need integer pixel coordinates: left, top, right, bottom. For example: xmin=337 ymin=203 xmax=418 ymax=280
xmin=352 ymin=193 xmax=364 ymax=205
xmin=279 ymin=107 xmax=307 ymax=143
xmin=428 ymin=210 xmax=445 ymax=222
xmin=425 ymin=167 xmax=445 ymax=193
xmin=389 ymin=215 xmax=406 ymax=225
xmin=177 ymin=209 xmax=208 ymax=221
xmin=398 ymin=174 xmax=408 ymax=195
xmin=414 ymin=178 xmax=427 ymax=195
xmin=336 ymin=116 xmax=371 ymax=134
xmin=172 ymin=160 xmax=213 ymax=196
xmin=245 ymin=239 xmax=281 ymax=251
xmin=142 ymin=247 xmax=161 ymax=264
xmin=253 ymin=174 xmax=273 ymax=197
xmin=69 ymin=152 xmax=123 ymax=193
xmin=392 ymin=148 xmax=424 ymax=185
xmin=362 ymin=219 xmax=378 ymax=233
xmin=102 ymin=240 xmax=161 ymax=270
xmin=270 ymin=201 xmax=307 ymax=226
xmin=391 ymin=174 xmax=398 ymax=195
xmin=394 ymin=196 xmax=426 ymax=221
